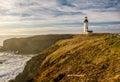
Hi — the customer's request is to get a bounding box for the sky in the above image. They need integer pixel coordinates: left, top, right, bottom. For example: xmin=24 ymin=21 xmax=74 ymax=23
xmin=0 ymin=0 xmax=120 ymax=35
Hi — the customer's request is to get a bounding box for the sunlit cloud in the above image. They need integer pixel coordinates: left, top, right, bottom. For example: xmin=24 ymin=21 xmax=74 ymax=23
xmin=0 ymin=0 xmax=119 ymax=35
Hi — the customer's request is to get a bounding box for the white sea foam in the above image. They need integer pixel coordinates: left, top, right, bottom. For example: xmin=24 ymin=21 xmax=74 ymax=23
xmin=0 ymin=52 xmax=34 ymax=82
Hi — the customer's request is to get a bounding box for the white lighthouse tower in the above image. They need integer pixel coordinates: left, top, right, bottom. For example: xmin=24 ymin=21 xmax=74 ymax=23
xmin=84 ymin=16 xmax=93 ymax=34
xmin=84 ymin=16 xmax=88 ymax=33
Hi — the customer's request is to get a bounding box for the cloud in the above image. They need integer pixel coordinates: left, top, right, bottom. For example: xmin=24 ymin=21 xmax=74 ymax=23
xmin=0 ymin=0 xmax=120 ymax=34
xmin=0 ymin=0 xmax=120 ymax=20
xmin=58 ymin=0 xmax=75 ymax=7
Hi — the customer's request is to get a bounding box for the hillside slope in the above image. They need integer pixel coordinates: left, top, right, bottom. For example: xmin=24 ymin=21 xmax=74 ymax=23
xmin=0 ymin=35 xmax=72 ymax=54
xmin=10 ymin=34 xmax=120 ymax=82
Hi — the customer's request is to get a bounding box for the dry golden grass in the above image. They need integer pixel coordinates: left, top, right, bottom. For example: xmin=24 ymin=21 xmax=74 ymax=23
xmin=10 ymin=33 xmax=120 ymax=82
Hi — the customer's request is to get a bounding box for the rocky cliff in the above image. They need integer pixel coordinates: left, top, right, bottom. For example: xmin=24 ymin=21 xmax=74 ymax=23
xmin=10 ymin=34 xmax=120 ymax=82
xmin=0 ymin=35 xmax=73 ymax=54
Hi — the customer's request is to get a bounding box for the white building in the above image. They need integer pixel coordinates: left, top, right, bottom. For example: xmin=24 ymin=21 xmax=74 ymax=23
xmin=84 ymin=17 xmax=93 ymax=34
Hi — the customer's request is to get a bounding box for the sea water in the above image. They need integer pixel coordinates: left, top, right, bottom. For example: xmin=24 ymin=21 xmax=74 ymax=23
xmin=0 ymin=52 xmax=34 ymax=82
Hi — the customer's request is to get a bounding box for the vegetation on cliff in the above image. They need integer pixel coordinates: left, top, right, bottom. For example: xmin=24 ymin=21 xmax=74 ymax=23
xmin=0 ymin=35 xmax=72 ymax=54
xmin=10 ymin=33 xmax=120 ymax=82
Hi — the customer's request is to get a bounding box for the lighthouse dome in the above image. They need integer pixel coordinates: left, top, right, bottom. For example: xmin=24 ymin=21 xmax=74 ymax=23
xmin=84 ymin=17 xmax=88 ymax=22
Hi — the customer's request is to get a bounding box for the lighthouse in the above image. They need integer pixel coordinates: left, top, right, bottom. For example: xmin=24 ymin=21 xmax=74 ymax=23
xmin=83 ymin=16 xmax=93 ymax=34
xmin=84 ymin=16 xmax=88 ymax=33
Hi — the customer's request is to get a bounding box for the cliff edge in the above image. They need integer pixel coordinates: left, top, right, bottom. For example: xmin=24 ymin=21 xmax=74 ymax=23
xmin=10 ymin=34 xmax=120 ymax=82
xmin=0 ymin=35 xmax=73 ymax=54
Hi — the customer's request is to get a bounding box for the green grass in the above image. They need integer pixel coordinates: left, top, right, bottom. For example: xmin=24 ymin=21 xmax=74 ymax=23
xmin=11 ymin=33 xmax=120 ymax=82
xmin=1 ymin=34 xmax=73 ymax=54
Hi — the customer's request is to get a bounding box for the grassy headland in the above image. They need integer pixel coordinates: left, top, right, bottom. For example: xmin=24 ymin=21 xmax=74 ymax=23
xmin=9 ymin=33 xmax=120 ymax=82
xmin=0 ymin=34 xmax=72 ymax=54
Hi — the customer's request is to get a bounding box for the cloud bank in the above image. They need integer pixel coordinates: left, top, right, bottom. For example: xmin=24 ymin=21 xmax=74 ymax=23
xmin=0 ymin=0 xmax=120 ymax=35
